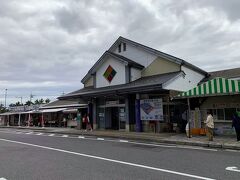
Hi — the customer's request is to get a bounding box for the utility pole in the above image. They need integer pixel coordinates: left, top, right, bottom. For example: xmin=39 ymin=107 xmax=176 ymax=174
xmin=4 ymin=89 xmax=8 ymax=109
xmin=30 ymin=93 xmax=35 ymax=104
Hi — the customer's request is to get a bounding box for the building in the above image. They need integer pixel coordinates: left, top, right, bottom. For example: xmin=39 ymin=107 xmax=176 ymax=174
xmin=0 ymin=99 xmax=87 ymax=127
xmin=60 ymin=37 xmax=208 ymax=133
xmin=176 ymin=67 xmax=240 ymax=135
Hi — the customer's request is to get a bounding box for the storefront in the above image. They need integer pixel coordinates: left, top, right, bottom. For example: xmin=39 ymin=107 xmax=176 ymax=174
xmin=176 ymin=77 xmax=240 ymax=135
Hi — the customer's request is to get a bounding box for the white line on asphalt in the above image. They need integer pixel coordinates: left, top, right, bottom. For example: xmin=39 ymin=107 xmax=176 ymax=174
xmin=48 ymin=134 xmax=55 ymax=136
xmin=0 ymin=177 xmax=7 ymax=180
xmin=25 ymin=132 xmax=33 ymax=134
xmin=97 ymin=138 xmax=104 ymax=141
xmin=177 ymin=145 xmax=218 ymax=152
xmin=119 ymin=140 xmax=129 ymax=143
xmin=225 ymin=149 xmax=240 ymax=153
xmin=0 ymin=138 xmax=215 ymax=180
xmin=225 ymin=166 xmax=240 ymax=173
xmin=78 ymin=136 xmax=85 ymax=139
xmin=36 ymin=133 xmax=43 ymax=135
xmin=61 ymin=135 xmax=68 ymax=138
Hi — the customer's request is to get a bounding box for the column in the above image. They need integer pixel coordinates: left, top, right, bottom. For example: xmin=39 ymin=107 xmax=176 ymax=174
xmin=92 ymin=99 xmax=97 ymax=130
xmin=18 ymin=113 xmax=21 ymax=127
xmin=135 ymin=94 xmax=142 ymax=132
xmin=125 ymin=97 xmax=130 ymax=132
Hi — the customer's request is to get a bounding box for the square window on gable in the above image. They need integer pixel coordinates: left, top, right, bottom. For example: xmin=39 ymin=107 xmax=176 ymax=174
xmin=118 ymin=44 xmax=121 ymax=53
xmin=123 ymin=43 xmax=126 ymax=51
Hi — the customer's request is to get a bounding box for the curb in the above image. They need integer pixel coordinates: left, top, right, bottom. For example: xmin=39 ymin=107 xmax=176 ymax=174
xmin=1 ymin=126 xmax=240 ymax=151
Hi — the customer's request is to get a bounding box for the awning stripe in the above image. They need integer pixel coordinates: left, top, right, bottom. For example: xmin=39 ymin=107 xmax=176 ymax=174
xmin=177 ymin=77 xmax=240 ymax=98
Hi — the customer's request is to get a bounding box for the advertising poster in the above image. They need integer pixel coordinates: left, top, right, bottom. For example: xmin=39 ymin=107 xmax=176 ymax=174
xmin=140 ymin=99 xmax=163 ymax=121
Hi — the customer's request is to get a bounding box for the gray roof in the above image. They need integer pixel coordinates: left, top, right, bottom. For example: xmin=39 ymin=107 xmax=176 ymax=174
xmin=41 ymin=99 xmax=87 ymax=109
xmin=109 ymin=36 xmax=208 ymax=75
xmin=81 ymin=51 xmax=144 ymax=83
xmin=209 ymin=67 xmax=240 ymax=79
xmin=82 ymin=37 xmax=207 ymax=83
xmin=60 ymin=71 xmax=182 ymax=98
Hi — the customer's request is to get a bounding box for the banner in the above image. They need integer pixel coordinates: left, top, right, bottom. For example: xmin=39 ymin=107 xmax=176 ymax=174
xmin=140 ymin=99 xmax=163 ymax=121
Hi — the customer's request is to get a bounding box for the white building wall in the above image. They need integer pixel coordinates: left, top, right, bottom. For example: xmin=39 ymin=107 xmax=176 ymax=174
xmin=96 ymin=57 xmax=126 ymax=88
xmin=130 ymin=67 xmax=141 ymax=81
xmin=163 ymin=66 xmax=205 ymax=92
xmin=113 ymin=43 xmax=157 ymax=67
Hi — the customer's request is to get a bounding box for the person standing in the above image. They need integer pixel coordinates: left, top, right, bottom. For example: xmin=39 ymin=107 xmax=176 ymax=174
xmin=205 ymin=111 xmax=214 ymax=141
xmin=86 ymin=114 xmax=92 ymax=131
xmin=232 ymin=112 xmax=240 ymax=141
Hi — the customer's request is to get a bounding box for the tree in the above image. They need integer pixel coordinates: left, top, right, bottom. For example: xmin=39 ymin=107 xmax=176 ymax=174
xmin=25 ymin=100 xmax=33 ymax=106
xmin=45 ymin=98 xmax=50 ymax=104
xmin=39 ymin=98 xmax=44 ymax=104
xmin=34 ymin=99 xmax=40 ymax=104
xmin=9 ymin=103 xmax=15 ymax=107
xmin=15 ymin=101 xmax=22 ymax=106
xmin=0 ymin=104 xmax=8 ymax=113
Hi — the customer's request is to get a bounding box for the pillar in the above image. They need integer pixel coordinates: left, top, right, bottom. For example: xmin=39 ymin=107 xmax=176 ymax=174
xmin=92 ymin=99 xmax=97 ymax=130
xmin=18 ymin=114 xmax=21 ymax=127
xmin=125 ymin=97 xmax=130 ymax=132
xmin=135 ymin=94 xmax=142 ymax=132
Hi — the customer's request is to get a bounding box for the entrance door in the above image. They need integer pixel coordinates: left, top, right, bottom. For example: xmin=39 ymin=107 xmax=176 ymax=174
xmin=119 ymin=107 xmax=126 ymax=130
xmin=111 ymin=107 xmax=119 ymax=130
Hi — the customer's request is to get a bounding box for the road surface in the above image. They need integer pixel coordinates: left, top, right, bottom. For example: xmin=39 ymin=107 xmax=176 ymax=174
xmin=0 ymin=129 xmax=239 ymax=180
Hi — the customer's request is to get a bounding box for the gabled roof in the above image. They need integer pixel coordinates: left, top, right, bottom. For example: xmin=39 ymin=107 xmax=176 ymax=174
xmin=209 ymin=67 xmax=240 ymax=80
xmin=41 ymin=99 xmax=87 ymax=109
xmin=60 ymin=71 xmax=182 ymax=99
xmin=81 ymin=51 xmax=144 ymax=83
xmin=109 ymin=36 xmax=207 ymax=75
xmin=176 ymin=77 xmax=240 ymax=99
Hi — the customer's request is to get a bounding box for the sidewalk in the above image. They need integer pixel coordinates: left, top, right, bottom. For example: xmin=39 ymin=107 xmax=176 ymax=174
xmin=1 ymin=126 xmax=240 ymax=150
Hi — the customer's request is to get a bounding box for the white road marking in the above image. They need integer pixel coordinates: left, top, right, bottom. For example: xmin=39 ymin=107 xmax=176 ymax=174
xmin=0 ymin=138 xmax=215 ymax=180
xmin=78 ymin=136 xmax=85 ymax=139
xmin=119 ymin=140 xmax=129 ymax=143
xmin=225 ymin=149 xmax=240 ymax=153
xmin=36 ymin=133 xmax=43 ymax=135
xmin=226 ymin=166 xmax=240 ymax=173
xmin=48 ymin=134 xmax=55 ymax=136
xmin=61 ymin=135 xmax=68 ymax=138
xmin=25 ymin=132 xmax=33 ymax=134
xmin=97 ymin=138 xmax=104 ymax=141
xmin=0 ymin=177 xmax=7 ymax=180
xmin=177 ymin=145 xmax=218 ymax=152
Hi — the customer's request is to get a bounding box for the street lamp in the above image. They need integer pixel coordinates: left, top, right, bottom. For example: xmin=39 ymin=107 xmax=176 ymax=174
xmin=4 ymin=89 xmax=7 ymax=109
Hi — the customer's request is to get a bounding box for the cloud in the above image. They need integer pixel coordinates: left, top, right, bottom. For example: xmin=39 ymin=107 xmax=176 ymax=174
xmin=0 ymin=0 xmax=240 ymax=104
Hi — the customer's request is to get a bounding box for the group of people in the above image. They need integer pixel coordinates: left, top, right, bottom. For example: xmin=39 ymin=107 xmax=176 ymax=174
xmin=186 ymin=111 xmax=240 ymax=142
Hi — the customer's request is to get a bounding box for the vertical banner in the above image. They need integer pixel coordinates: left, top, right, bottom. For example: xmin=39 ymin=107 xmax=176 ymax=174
xmin=140 ymin=99 xmax=163 ymax=121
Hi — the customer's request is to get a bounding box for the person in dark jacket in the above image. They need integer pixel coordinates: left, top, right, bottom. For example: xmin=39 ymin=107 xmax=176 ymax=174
xmin=232 ymin=112 xmax=240 ymax=141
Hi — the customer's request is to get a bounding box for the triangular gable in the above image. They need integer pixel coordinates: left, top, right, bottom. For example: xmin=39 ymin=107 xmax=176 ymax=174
xmin=81 ymin=51 xmax=143 ymax=83
xmin=177 ymin=77 xmax=240 ymax=98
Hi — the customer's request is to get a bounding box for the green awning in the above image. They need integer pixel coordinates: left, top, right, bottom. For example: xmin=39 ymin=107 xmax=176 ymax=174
xmin=177 ymin=77 xmax=240 ymax=98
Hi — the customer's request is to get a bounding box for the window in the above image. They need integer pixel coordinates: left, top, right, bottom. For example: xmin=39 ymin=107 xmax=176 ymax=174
xmin=123 ymin=43 xmax=126 ymax=51
xmin=225 ymin=108 xmax=236 ymax=120
xmin=216 ymin=109 xmax=224 ymax=120
xmin=118 ymin=44 xmax=121 ymax=53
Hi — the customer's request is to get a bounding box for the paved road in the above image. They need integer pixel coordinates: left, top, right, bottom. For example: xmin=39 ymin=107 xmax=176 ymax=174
xmin=0 ymin=129 xmax=240 ymax=180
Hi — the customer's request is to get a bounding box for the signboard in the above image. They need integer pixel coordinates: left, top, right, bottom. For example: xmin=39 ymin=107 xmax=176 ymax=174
xmin=140 ymin=99 xmax=163 ymax=121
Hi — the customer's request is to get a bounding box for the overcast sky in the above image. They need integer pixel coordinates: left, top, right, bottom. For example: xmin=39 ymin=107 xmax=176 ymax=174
xmin=0 ymin=0 xmax=240 ymax=105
